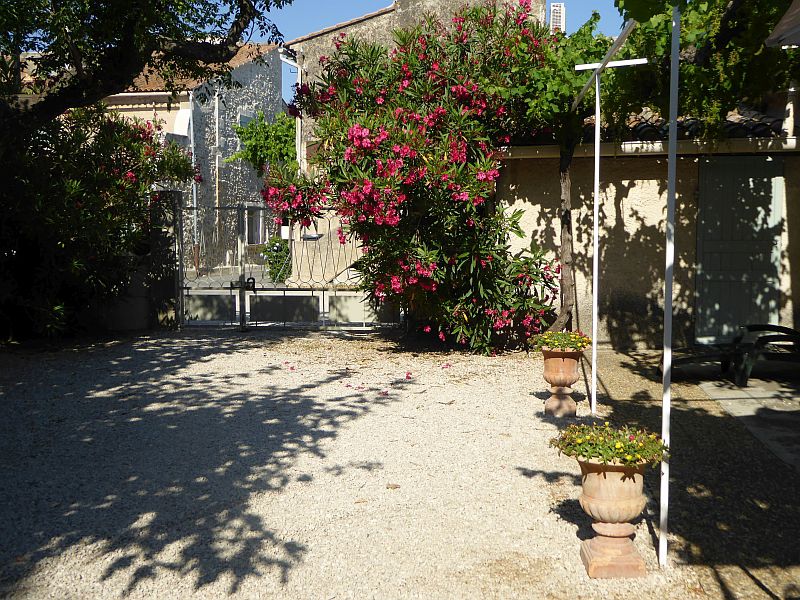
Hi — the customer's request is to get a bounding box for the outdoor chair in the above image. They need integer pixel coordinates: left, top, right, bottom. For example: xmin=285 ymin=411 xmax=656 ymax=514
xmin=662 ymin=324 xmax=800 ymax=387
xmin=726 ymin=324 xmax=800 ymax=387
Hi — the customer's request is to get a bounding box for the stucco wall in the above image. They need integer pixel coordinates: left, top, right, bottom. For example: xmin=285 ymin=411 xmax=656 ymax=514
xmin=498 ymin=152 xmax=800 ymax=349
xmin=109 ymin=96 xmax=190 ymax=135
xmin=191 ymin=51 xmax=283 ymax=208
xmin=783 ymin=155 xmax=800 ymax=328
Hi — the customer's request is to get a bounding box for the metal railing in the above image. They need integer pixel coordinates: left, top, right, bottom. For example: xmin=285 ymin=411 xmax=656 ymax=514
xmin=177 ymin=205 xmax=371 ymax=327
xmin=179 ymin=205 xmax=361 ymax=290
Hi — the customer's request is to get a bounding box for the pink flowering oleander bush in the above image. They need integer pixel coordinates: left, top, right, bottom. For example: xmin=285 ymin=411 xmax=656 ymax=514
xmin=0 ymin=106 xmax=193 ymax=336
xmin=265 ymin=0 xmax=574 ymax=353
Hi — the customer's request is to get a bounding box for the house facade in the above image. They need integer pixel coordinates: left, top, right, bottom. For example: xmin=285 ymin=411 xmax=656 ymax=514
xmin=106 ymin=44 xmax=283 ymax=216
xmin=281 ymin=1 xmax=800 ymax=341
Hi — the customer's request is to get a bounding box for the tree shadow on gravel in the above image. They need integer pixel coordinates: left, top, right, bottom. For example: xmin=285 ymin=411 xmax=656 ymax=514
xmin=514 ymin=352 xmax=800 ymax=599
xmin=0 ymin=329 xmax=399 ymax=595
xmin=605 ymin=381 xmax=799 ymax=599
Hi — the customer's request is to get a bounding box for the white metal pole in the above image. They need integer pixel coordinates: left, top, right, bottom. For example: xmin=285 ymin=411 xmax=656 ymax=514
xmin=591 ymin=72 xmax=600 ymax=415
xmin=660 ymin=3 xmax=681 ymax=569
xmin=572 ymin=20 xmax=638 ymax=111
xmin=188 ymin=91 xmax=199 ymax=242
xmin=279 ymin=48 xmax=304 ymax=173
xmin=214 ymin=88 xmax=220 ymax=211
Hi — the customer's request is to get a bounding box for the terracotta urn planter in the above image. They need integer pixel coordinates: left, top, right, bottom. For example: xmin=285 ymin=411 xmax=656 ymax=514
xmin=542 ymin=348 xmax=582 ymax=417
xmin=577 ymin=459 xmax=648 ymax=578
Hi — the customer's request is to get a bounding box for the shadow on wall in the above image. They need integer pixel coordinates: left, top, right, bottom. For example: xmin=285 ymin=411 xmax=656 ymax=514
xmin=0 ymin=329 xmax=398 ymax=595
xmin=501 ymin=154 xmax=798 ymax=349
xmin=502 ymin=156 xmax=698 ymax=349
xmin=785 ymin=156 xmax=800 ymax=330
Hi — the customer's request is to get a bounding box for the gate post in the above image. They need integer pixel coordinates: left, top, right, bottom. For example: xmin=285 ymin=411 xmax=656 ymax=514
xmin=237 ymin=203 xmax=247 ymax=331
xmin=175 ymin=194 xmax=185 ymax=330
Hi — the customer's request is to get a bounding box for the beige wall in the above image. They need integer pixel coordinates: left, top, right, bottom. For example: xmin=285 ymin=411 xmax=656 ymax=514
xmin=498 ymin=152 xmax=800 ymax=349
xmin=784 ymin=155 xmax=800 ymax=329
xmin=105 ymin=94 xmax=191 ymax=134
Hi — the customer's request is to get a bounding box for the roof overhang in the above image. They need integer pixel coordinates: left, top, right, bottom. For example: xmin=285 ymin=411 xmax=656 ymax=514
xmin=499 ymin=137 xmax=800 ymax=160
xmin=766 ymin=0 xmax=800 ymax=47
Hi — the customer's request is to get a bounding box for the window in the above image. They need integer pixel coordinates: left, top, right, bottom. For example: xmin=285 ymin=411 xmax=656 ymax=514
xmin=246 ymin=207 xmax=265 ymax=244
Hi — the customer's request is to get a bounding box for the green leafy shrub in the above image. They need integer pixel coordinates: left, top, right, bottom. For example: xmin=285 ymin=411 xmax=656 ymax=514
xmin=228 ymin=112 xmax=298 ymax=176
xmin=550 ymin=422 xmax=668 ymax=467
xmin=259 ymin=236 xmax=291 ymax=283
xmin=0 ymin=106 xmax=193 ymax=337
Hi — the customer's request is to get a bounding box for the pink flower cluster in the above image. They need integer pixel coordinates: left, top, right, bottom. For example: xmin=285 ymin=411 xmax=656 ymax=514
xmin=339 ymin=179 xmax=403 ymax=226
xmin=260 ymin=183 xmax=326 ymax=228
xmin=449 ymin=138 xmax=467 ymax=163
xmin=520 ymin=313 xmax=544 ymax=337
xmin=484 ymin=307 xmax=515 ymax=331
xmin=476 ymin=169 xmax=500 ymax=182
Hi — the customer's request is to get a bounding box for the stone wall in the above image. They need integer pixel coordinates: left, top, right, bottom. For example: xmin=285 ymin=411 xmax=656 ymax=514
xmin=498 ymin=152 xmax=800 ymax=348
xmin=191 ymin=50 xmax=284 ymax=208
xmin=292 ymin=0 xmax=545 ymax=82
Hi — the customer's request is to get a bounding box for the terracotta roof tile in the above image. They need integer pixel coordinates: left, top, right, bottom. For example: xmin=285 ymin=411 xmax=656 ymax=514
xmin=128 ymin=43 xmax=276 ymax=92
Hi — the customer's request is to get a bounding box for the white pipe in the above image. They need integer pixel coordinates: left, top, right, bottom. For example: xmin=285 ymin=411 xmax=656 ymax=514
xmin=660 ymin=3 xmax=681 ymax=570
xmin=591 ymin=73 xmax=600 ymax=416
xmin=279 ymin=48 xmax=303 ymax=173
xmin=575 ymin=58 xmax=648 ymax=71
xmin=572 ymin=19 xmax=638 ymax=111
xmin=214 ymin=87 xmax=221 ymax=214
xmin=188 ymin=91 xmax=198 ymax=243
xmin=296 ymin=54 xmax=304 ymax=173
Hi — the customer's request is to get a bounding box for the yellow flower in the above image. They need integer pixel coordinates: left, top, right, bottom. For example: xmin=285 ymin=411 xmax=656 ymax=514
xmin=625 ymin=454 xmax=633 ymax=461
xmin=576 ymin=437 xmax=583 ymax=443
xmin=615 ymin=442 xmax=622 ymax=449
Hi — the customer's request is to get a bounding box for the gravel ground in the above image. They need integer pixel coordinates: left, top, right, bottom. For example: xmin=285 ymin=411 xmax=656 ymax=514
xmin=0 ymin=328 xmax=797 ymax=599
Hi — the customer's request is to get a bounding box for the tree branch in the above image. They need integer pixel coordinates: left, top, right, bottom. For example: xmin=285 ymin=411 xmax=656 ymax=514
xmin=689 ymin=0 xmax=745 ymax=67
xmin=161 ymin=0 xmax=258 ymax=65
xmin=1 ymin=0 xmax=266 ymax=152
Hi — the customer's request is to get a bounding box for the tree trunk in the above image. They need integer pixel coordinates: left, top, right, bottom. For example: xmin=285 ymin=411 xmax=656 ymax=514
xmin=548 ymin=146 xmax=576 ymax=332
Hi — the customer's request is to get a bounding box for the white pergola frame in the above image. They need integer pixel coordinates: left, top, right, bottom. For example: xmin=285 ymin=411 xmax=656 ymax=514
xmin=571 ymin=7 xmax=681 ymax=569
xmin=574 ymin=55 xmax=648 ymax=418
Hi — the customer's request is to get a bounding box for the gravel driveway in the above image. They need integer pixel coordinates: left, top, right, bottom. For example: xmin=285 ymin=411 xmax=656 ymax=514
xmin=1 ymin=329 xmax=797 ymax=599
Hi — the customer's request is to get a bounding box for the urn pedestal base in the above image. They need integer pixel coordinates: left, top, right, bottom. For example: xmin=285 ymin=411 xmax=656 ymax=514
xmin=544 ymin=390 xmax=577 ymax=417
xmin=579 ymin=528 xmax=645 ymax=578
xmin=577 ymin=461 xmax=648 ymax=579
xmin=542 ymin=349 xmax=582 ymax=418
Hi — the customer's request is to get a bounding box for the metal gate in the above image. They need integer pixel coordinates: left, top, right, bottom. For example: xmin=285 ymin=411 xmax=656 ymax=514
xmin=176 ymin=204 xmax=395 ymax=327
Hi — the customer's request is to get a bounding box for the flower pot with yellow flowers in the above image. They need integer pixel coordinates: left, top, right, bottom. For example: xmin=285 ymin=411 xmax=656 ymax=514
xmin=550 ymin=422 xmax=668 ymax=578
xmin=530 ymin=331 xmax=590 ymax=417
